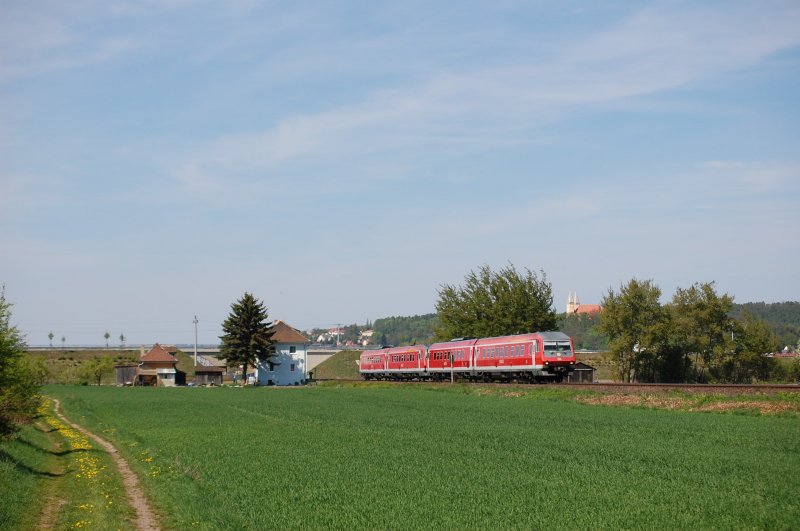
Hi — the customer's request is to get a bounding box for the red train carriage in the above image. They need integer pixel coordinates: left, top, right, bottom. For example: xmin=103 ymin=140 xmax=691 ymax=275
xmin=383 ymin=345 xmax=427 ymax=380
xmin=427 ymin=338 xmax=477 ymax=380
xmin=474 ymin=331 xmax=575 ymax=382
xmin=359 ymin=349 xmax=388 ymax=380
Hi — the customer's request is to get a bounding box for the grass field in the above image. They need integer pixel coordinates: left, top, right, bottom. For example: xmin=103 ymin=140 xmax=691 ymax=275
xmin=44 ymin=384 xmax=800 ymax=529
xmin=0 ymin=398 xmax=134 ymax=530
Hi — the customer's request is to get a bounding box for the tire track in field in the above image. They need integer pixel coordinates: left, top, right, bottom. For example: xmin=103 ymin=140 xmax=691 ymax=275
xmin=51 ymin=398 xmax=160 ymax=531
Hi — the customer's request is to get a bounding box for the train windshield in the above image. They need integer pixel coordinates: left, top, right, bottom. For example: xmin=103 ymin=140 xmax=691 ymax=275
xmin=543 ymin=341 xmax=572 ymax=357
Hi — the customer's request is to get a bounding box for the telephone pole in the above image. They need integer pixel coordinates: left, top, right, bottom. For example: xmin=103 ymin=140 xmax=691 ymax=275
xmin=193 ymin=315 xmax=198 ymax=366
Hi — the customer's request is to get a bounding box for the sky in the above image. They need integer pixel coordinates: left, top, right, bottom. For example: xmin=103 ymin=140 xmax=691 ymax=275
xmin=1 ymin=0 xmax=799 ymax=347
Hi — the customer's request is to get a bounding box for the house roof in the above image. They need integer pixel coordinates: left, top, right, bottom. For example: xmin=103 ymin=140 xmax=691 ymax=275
xmin=575 ymin=304 xmax=602 ymax=315
xmin=271 ymin=320 xmax=311 ymax=344
xmin=140 ymin=343 xmax=179 ymax=363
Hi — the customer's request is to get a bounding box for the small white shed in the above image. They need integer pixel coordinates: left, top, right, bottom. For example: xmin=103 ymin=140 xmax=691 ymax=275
xmin=255 ymin=320 xmax=311 ymax=386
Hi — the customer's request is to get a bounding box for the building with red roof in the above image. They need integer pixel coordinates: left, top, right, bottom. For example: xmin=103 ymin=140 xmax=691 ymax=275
xmin=254 ymin=320 xmax=311 ymax=386
xmin=136 ymin=343 xmax=183 ymax=386
xmin=566 ymin=292 xmax=602 ymax=316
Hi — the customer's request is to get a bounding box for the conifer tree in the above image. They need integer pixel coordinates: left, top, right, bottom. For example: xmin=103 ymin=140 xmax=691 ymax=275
xmin=219 ymin=293 xmax=275 ymax=385
xmin=0 ymin=286 xmax=40 ymax=439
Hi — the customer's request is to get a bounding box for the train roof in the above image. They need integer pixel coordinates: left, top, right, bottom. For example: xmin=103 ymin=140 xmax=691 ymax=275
xmin=537 ymin=331 xmax=571 ymax=341
xmin=429 ymin=338 xmax=478 ymax=349
xmin=474 ymin=331 xmax=571 ymax=345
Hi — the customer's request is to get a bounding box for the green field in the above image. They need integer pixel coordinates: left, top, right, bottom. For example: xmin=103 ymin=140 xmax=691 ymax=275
xmin=43 ymin=384 xmax=799 ymax=529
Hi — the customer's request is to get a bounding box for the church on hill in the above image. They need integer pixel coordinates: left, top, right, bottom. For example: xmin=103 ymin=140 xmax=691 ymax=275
xmin=566 ymin=292 xmax=602 ymax=316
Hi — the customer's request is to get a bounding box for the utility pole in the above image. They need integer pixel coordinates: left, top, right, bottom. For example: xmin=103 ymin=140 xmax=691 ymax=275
xmin=193 ymin=315 xmax=198 ymax=367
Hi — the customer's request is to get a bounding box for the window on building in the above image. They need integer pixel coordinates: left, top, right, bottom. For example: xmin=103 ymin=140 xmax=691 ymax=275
xmin=289 ymin=346 xmax=296 ymax=353
xmin=290 ymin=363 xmax=295 ymax=372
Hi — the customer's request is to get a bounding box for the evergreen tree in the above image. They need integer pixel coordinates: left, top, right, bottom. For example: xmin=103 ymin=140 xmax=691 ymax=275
xmin=434 ymin=264 xmax=557 ymax=341
xmin=219 ymin=293 xmax=275 ymax=385
xmin=0 ymin=286 xmax=41 ymax=439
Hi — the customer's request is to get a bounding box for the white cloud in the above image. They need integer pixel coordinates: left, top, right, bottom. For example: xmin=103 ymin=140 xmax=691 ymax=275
xmin=165 ymin=2 xmax=800 ymax=194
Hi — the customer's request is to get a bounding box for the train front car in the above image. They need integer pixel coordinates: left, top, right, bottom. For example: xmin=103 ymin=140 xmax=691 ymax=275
xmin=359 ymin=349 xmax=388 ymax=380
xmin=537 ymin=331 xmax=576 ymax=382
xmin=473 ymin=331 xmax=575 ymax=383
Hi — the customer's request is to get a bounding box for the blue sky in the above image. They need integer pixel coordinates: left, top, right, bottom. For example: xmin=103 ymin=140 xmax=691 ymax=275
xmin=1 ymin=1 xmax=799 ymax=346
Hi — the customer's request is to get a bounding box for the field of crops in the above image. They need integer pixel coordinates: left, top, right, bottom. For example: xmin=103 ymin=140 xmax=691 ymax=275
xmin=47 ymin=384 xmax=799 ymax=529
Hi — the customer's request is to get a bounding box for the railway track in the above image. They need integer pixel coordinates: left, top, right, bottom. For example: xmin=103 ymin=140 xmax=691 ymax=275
xmin=313 ymin=379 xmax=800 ymax=394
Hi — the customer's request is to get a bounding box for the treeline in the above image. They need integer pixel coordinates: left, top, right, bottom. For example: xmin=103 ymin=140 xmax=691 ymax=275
xmin=561 ymin=301 xmax=800 ymax=354
xmin=599 ymin=280 xmax=797 ymax=383
xmin=730 ymin=301 xmax=800 ymax=349
xmin=372 ymin=314 xmax=438 ymax=347
xmin=558 ymin=313 xmax=607 ymax=351
xmin=317 ymin=301 xmax=799 ymax=357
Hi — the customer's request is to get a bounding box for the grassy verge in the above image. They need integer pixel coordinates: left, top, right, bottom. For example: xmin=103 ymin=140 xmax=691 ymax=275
xmin=47 ymin=384 xmax=800 ymax=529
xmin=0 ymin=397 xmax=134 ymax=530
xmin=311 ymin=349 xmax=361 ymax=379
xmin=0 ymin=417 xmax=53 ymax=529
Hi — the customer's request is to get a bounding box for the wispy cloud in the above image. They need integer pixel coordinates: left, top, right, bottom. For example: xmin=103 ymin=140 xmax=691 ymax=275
xmin=166 ymin=1 xmax=800 ymax=195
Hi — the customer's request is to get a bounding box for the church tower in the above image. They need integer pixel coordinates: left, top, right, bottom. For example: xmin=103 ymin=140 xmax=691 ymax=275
xmin=566 ymin=292 xmax=580 ymax=314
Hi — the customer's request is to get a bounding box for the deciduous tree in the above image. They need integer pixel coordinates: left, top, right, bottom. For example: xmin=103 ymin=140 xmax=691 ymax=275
xmin=0 ymin=287 xmax=40 ymax=439
xmin=669 ymin=282 xmax=735 ymax=382
xmin=726 ymin=312 xmax=778 ymax=383
xmin=599 ymin=279 xmax=667 ymax=382
xmin=81 ymin=357 xmax=115 ymax=386
xmin=434 ymin=264 xmax=557 ymax=341
xmin=219 ymin=293 xmax=275 ymax=385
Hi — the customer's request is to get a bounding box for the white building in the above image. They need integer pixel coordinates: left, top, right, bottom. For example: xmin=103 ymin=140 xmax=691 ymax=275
xmin=255 ymin=320 xmax=311 ymax=386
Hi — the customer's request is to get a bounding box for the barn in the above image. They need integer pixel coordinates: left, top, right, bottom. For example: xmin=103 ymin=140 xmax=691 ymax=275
xmin=194 ymin=366 xmax=224 ymax=386
xmin=566 ymin=362 xmax=596 ymax=383
xmin=115 ymin=364 xmax=138 ymax=385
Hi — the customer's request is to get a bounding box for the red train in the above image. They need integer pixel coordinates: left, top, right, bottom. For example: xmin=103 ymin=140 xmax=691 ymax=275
xmin=359 ymin=331 xmax=575 ymax=383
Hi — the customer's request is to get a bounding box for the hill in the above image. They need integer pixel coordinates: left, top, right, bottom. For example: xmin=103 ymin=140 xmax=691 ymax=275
xmin=730 ymin=301 xmax=800 ymax=348
xmin=312 ymin=350 xmax=361 ymax=380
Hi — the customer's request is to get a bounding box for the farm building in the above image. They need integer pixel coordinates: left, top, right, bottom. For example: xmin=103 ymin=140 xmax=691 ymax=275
xmin=566 ymin=362 xmax=596 ymax=383
xmin=136 ymin=343 xmax=186 ymax=386
xmin=115 ymin=364 xmax=138 ymax=385
xmin=255 ymin=320 xmax=311 ymax=386
xmin=194 ymin=366 xmax=224 ymax=386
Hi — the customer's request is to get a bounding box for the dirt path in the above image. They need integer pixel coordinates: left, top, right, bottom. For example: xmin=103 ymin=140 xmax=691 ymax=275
xmin=52 ymin=399 xmax=160 ymax=531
